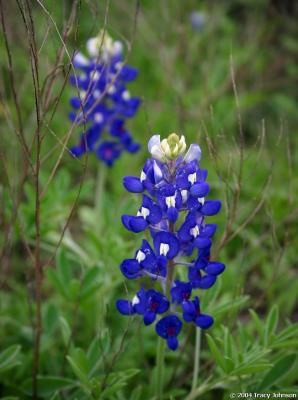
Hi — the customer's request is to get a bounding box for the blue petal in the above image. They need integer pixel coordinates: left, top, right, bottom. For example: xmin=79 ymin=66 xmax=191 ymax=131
xmin=147 ymin=205 xmax=162 ymax=225
xmin=167 ymin=207 xmax=179 ymax=223
xmin=187 ymin=195 xmax=202 ymax=210
xmin=194 ymin=237 xmax=212 ymax=249
xmin=182 ymin=312 xmax=194 ymax=323
xmin=138 ymin=240 xmax=157 ymax=269
xmin=70 ymin=97 xmax=82 ymax=109
xmin=153 ymin=232 xmax=180 ymax=259
xmin=126 ymin=142 xmax=140 ymax=153
xmin=190 ymin=182 xmax=210 ymax=197
xmin=167 ymin=336 xmax=179 ymax=351
xmin=116 ymin=300 xmax=135 ymax=315
xmin=144 ymin=311 xmax=156 ymax=325
xmin=194 ymin=259 xmax=208 ymax=269
xmin=121 ymin=215 xmax=148 ymax=233
xmin=119 ymin=65 xmax=138 ymax=81
xmin=205 ymin=262 xmax=225 ymax=276
xmin=70 ymin=145 xmax=85 ymax=157
xmin=178 ymin=221 xmax=193 ymax=242
xmin=120 ymin=259 xmax=141 ymax=279
xmin=188 ymin=267 xmax=202 ymax=283
xmin=201 ymin=200 xmax=221 ymax=216
xmin=130 ymin=217 xmax=148 ymax=232
xmin=200 ymin=224 xmax=217 ymax=237
xmin=195 ymin=314 xmax=214 ymax=329
xmin=123 ymin=176 xmax=143 ymax=193
xmin=198 ymin=275 xmax=216 ymax=289
xmin=196 ymin=169 xmax=208 ymax=182
xmin=156 ymin=297 xmax=170 ymax=314
xmin=155 ymin=315 xmax=182 ymax=339
xmin=182 ymin=300 xmax=196 ymax=315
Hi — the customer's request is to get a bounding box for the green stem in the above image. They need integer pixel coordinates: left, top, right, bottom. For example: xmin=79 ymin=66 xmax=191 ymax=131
xmin=191 ymin=327 xmax=201 ymax=393
xmin=155 ymin=336 xmax=166 ymax=399
xmin=155 ymin=222 xmax=175 ymax=399
xmin=95 ymin=164 xmax=106 ymax=234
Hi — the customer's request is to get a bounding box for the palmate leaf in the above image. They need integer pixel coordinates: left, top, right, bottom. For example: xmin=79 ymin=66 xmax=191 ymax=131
xmin=257 ymin=354 xmax=297 ymax=391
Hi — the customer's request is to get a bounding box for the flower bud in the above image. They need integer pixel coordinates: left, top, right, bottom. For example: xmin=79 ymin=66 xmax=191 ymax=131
xmin=148 ymin=133 xmax=187 ymax=162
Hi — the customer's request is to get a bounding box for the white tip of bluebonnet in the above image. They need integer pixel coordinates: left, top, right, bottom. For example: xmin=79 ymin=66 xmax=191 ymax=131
xmin=113 ymin=40 xmax=123 ymax=55
xmin=73 ymin=52 xmax=89 ymax=67
xmin=184 ymin=144 xmax=201 ymax=163
xmin=148 ymin=135 xmax=165 ymax=161
xmin=148 ymin=135 xmax=161 ymax=152
xmin=86 ymin=37 xmax=99 ymax=57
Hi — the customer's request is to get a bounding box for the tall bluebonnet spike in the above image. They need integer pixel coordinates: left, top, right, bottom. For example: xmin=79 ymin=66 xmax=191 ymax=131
xmin=117 ymin=133 xmax=226 ymax=350
xmin=69 ymin=31 xmax=141 ymax=166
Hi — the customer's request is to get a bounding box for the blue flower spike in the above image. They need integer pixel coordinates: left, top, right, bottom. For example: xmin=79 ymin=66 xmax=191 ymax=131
xmin=69 ymin=30 xmax=140 ymax=166
xmin=117 ymin=133 xmax=225 ymax=350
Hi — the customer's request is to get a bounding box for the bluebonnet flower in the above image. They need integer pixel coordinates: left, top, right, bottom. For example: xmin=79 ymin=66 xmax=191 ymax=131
xmin=190 ymin=11 xmax=206 ymax=32
xmin=69 ymin=31 xmax=140 ymax=166
xmin=116 ymin=288 xmax=169 ymax=325
xmin=117 ymin=133 xmax=225 ymax=350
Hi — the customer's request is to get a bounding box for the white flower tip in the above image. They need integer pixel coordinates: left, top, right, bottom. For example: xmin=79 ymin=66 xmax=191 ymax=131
xmin=86 ymin=37 xmax=100 ymax=57
xmin=184 ymin=144 xmax=202 ymax=163
xmin=148 ymin=135 xmax=161 ymax=152
xmin=113 ymin=40 xmax=123 ymax=55
xmin=73 ymin=52 xmax=89 ymax=67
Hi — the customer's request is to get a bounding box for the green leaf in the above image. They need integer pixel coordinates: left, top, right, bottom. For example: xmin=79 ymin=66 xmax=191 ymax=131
xmin=272 ymin=339 xmax=298 ymax=349
xmin=130 ymin=385 xmax=143 ymax=400
xmin=233 ymin=363 xmax=272 ymax=375
xmin=264 ymin=305 xmax=279 ymax=346
xmin=212 ymin=296 xmax=250 ymax=317
xmin=57 ymin=250 xmax=72 ymax=284
xmin=0 ymin=397 xmax=19 ymax=400
xmin=44 ymin=304 xmax=58 ymax=334
xmin=66 ymin=355 xmax=89 ymax=389
xmin=69 ymin=279 xmax=81 ymax=300
xmin=46 ymin=269 xmax=69 ymax=299
xmin=276 ymin=323 xmax=298 ymax=342
xmin=21 ymin=376 xmax=75 ymax=396
xmin=257 ymin=354 xmax=297 ymax=390
xmin=80 ymin=267 xmax=100 ymax=300
xmin=223 ymin=357 xmax=234 ymax=373
xmin=59 ymin=317 xmax=71 ymax=346
xmin=249 ymin=309 xmax=264 ymax=338
xmin=206 ymin=334 xmax=226 ymax=372
xmin=0 ymin=345 xmax=21 ymax=373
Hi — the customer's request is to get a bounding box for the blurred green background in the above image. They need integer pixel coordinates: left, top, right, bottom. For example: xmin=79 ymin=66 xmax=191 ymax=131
xmin=0 ymin=1 xmax=297 ymax=399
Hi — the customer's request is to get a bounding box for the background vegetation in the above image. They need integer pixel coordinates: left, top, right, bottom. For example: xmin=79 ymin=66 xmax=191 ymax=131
xmin=0 ymin=1 xmax=297 ymax=399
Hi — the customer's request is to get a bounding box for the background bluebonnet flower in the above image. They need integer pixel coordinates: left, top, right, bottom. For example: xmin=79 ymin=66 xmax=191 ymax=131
xmin=69 ymin=31 xmax=141 ymax=166
xmin=117 ymin=133 xmax=225 ymax=350
xmin=189 ymin=11 xmax=206 ymax=32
